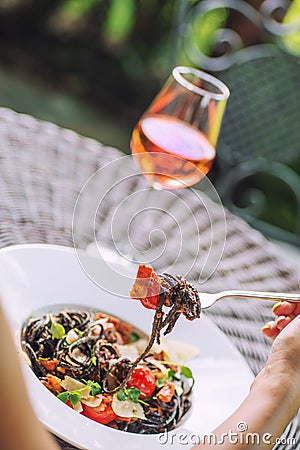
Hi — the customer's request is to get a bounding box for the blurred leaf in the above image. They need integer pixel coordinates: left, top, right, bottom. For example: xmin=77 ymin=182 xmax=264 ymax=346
xmin=104 ymin=0 xmax=135 ymax=45
xmin=178 ymin=6 xmax=228 ymax=65
xmin=191 ymin=8 xmax=228 ymax=54
xmin=61 ymin=0 xmax=100 ymax=19
xmin=281 ymin=0 xmax=300 ymax=55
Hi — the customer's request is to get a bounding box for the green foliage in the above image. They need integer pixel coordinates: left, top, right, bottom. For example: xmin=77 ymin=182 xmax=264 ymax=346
xmin=281 ymin=0 xmax=300 ymax=56
xmin=61 ymin=0 xmax=100 ymax=18
xmin=0 ymin=0 xmax=233 ymax=128
xmin=104 ymin=0 xmax=135 ymax=45
xmin=179 ymin=6 xmax=228 ymax=66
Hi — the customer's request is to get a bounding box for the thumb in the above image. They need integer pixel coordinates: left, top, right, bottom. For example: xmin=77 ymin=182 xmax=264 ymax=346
xmin=275 ymin=314 xmax=300 ymax=343
xmin=271 ymin=315 xmax=300 ymax=374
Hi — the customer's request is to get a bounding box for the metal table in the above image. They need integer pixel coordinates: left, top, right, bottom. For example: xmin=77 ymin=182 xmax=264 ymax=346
xmin=0 ymin=107 xmax=298 ymax=449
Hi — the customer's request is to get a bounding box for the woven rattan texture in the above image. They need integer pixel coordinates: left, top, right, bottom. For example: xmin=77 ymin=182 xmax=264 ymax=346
xmin=218 ymin=50 xmax=300 ymax=165
xmin=0 ymin=107 xmax=299 ymax=449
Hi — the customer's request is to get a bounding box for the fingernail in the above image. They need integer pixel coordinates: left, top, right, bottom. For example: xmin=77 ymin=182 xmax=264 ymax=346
xmin=262 ymin=323 xmax=272 ymax=331
xmin=272 ymin=301 xmax=282 ymax=313
xmin=275 ymin=315 xmax=286 ymax=324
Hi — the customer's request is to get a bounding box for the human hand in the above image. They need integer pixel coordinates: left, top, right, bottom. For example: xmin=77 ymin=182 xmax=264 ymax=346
xmin=259 ymin=302 xmax=300 ymax=406
xmin=262 ymin=301 xmax=300 ymax=340
xmin=193 ymin=304 xmax=300 ymax=450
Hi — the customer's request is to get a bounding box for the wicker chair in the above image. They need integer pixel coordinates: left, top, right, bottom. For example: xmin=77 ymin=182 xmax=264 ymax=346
xmin=174 ymin=0 xmax=300 ymax=246
xmin=1 ymin=106 xmax=299 ymax=449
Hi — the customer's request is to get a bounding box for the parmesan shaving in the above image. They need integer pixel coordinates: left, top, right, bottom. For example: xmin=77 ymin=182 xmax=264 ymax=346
xmin=112 ymin=395 xmax=146 ymax=420
xmin=81 ymin=395 xmax=103 ymax=407
xmin=66 ymin=329 xmax=79 ymax=344
xmin=61 ymin=376 xmax=90 ymax=399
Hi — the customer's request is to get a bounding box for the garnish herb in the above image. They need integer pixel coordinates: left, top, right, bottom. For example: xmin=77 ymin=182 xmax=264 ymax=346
xmin=74 ymin=328 xmax=84 ymax=337
xmin=137 ymin=398 xmax=150 ymax=406
xmin=69 ymin=392 xmax=81 ymax=406
xmin=49 ymin=314 xmax=66 ymax=340
xmin=87 ymin=355 xmax=97 ymax=370
xmin=57 ymin=390 xmax=81 ymax=405
xmin=167 ymin=369 xmax=177 ymax=381
xmin=129 ymin=331 xmax=140 ymax=342
xmin=155 ymin=368 xmax=179 ymax=388
xmin=117 ymin=387 xmax=141 ymax=403
xmin=57 ymin=391 xmax=69 ymax=403
xmin=180 ymin=366 xmax=193 ymax=379
xmin=128 ymin=387 xmax=141 ymax=403
xmin=81 ymin=379 xmax=102 ymax=396
xmin=180 ymin=365 xmax=195 ymax=388
xmin=156 ymin=377 xmax=165 ymax=388
xmin=117 ymin=389 xmax=128 ymax=401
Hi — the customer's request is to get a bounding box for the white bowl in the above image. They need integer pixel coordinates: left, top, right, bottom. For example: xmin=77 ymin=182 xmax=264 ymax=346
xmin=0 ymin=244 xmax=254 ymax=450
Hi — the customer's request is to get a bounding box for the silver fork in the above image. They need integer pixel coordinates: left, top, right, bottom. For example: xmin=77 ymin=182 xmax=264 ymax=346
xmin=200 ymin=290 xmax=300 ymax=309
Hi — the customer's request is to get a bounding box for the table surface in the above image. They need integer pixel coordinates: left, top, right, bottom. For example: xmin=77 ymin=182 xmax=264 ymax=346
xmin=0 ymin=107 xmax=299 ymax=449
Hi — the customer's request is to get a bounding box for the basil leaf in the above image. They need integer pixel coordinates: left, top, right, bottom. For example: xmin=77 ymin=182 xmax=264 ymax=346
xmin=117 ymin=389 xmax=128 ymax=401
xmin=91 ymin=385 xmax=102 ymax=396
xmin=128 ymin=387 xmax=141 ymax=403
xmin=180 ymin=365 xmax=193 ymax=379
xmin=50 ymin=314 xmax=66 ymax=340
xmin=129 ymin=331 xmax=140 ymax=342
xmin=69 ymin=392 xmax=81 ymax=406
xmin=87 ymin=380 xmax=101 ymax=389
xmin=57 ymin=391 xmax=69 ymax=403
xmin=81 ymin=380 xmax=101 ymax=396
xmin=155 ymin=377 xmax=165 ymax=388
xmin=166 ymin=369 xmax=176 ymax=381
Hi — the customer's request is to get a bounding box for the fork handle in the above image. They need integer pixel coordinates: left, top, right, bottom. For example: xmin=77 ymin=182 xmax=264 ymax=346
xmin=221 ymin=290 xmax=300 ymax=302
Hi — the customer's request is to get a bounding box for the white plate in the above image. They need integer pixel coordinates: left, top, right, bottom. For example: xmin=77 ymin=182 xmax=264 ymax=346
xmin=0 ymin=244 xmax=254 ymax=450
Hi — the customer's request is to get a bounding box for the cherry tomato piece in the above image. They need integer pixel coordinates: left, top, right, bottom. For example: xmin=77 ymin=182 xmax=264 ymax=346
xmin=131 ymin=265 xmax=160 ymax=310
xmin=127 ymin=366 xmax=156 ymax=398
xmin=140 ymin=295 xmax=159 ymax=310
xmin=144 ymin=271 xmax=160 ymax=309
xmin=81 ymin=396 xmax=117 ymax=424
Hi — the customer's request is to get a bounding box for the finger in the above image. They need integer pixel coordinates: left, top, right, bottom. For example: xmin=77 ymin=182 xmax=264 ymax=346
xmin=275 ymin=314 xmax=294 ymax=331
xmin=272 ymin=301 xmax=298 ymax=317
xmin=293 ymin=302 xmax=300 ymax=315
xmin=262 ymin=321 xmax=280 ymax=340
xmin=273 ymin=315 xmax=300 ymax=347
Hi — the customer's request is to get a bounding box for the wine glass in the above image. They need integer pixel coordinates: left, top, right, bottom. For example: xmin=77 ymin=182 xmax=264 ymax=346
xmin=130 ymin=66 xmax=230 ymax=189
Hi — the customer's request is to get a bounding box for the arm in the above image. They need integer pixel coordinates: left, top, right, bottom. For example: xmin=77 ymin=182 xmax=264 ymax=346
xmin=0 ymin=303 xmax=60 ymax=450
xmin=193 ymin=306 xmax=300 ymax=450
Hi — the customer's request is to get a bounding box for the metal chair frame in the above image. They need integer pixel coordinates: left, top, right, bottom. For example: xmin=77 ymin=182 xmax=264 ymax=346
xmin=174 ymin=0 xmax=300 ymax=247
